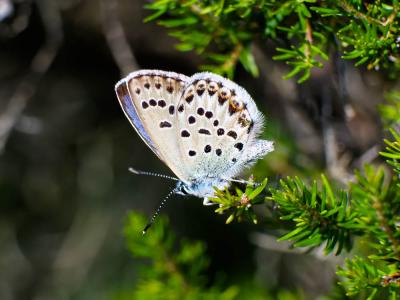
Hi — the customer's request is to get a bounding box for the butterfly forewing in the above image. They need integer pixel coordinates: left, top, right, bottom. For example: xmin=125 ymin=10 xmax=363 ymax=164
xmin=115 ymin=70 xmax=190 ymax=180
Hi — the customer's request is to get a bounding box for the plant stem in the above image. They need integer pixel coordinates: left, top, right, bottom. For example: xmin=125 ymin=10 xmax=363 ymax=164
xmin=373 ymin=197 xmax=400 ymax=260
xmin=338 ymin=0 xmax=386 ymax=27
xmin=221 ymin=43 xmax=243 ymax=72
xmin=304 ymin=19 xmax=313 ymax=62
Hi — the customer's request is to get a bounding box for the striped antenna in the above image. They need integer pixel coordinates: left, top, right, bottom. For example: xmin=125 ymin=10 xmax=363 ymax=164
xmin=129 ymin=167 xmax=179 ymax=181
xmin=142 ymin=188 xmax=177 ymax=234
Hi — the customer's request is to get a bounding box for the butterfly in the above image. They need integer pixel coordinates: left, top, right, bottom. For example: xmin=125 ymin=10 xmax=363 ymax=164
xmin=115 ymin=70 xmax=274 ymax=206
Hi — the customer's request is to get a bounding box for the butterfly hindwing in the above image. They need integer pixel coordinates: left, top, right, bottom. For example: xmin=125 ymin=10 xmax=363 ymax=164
xmin=174 ymin=72 xmax=267 ymax=181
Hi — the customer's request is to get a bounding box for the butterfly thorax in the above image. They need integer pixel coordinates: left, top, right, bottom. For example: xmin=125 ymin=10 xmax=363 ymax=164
xmin=175 ymin=179 xmax=229 ymax=198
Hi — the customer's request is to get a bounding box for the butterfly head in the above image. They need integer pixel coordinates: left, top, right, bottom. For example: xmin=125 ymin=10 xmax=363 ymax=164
xmin=175 ymin=178 xmax=230 ymax=198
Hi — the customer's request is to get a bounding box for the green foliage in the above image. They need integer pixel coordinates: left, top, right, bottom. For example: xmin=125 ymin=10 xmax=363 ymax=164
xmin=145 ymin=0 xmax=399 ymax=81
xmin=209 ymin=177 xmax=268 ymax=225
xmin=379 ymin=92 xmax=400 ymax=129
xmin=381 ymin=129 xmax=400 ymax=175
xmin=123 ymin=212 xmax=239 ymax=299
xmin=337 ymin=256 xmax=399 ymax=299
xmin=120 ymin=211 xmax=309 ymax=300
xmin=268 ymin=175 xmax=356 ymax=254
xmin=207 ymin=118 xmax=400 ymax=298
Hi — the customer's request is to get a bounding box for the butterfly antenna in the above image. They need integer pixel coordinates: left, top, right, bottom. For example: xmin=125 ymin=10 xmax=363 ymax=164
xmin=129 ymin=167 xmax=179 ymax=181
xmin=143 ymin=188 xmax=176 ymax=235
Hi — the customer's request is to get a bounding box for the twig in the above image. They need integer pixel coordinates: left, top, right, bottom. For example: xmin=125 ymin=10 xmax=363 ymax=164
xmin=338 ymin=0 xmax=386 ymax=27
xmin=321 ymin=80 xmax=353 ymax=182
xmin=0 ymin=0 xmax=62 ymax=154
xmin=304 ymin=19 xmax=313 ymax=61
xmin=373 ymin=197 xmax=400 ymax=260
xmin=100 ymin=0 xmax=139 ymax=76
xmin=221 ymin=43 xmax=243 ymax=73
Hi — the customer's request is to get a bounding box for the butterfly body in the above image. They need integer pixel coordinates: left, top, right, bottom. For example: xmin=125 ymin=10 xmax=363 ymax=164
xmin=115 ymin=70 xmax=273 ymax=202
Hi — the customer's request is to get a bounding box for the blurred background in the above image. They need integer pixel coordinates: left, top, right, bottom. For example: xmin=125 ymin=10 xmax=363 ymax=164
xmin=0 ymin=0 xmax=393 ymax=299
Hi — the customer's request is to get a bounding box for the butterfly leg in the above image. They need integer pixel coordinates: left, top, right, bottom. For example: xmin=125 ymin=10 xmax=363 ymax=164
xmin=222 ymin=177 xmax=261 ymax=186
xmin=203 ymin=197 xmax=216 ymax=206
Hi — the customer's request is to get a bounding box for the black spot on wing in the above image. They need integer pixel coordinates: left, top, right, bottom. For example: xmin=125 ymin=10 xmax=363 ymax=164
xmin=142 ymin=101 xmax=149 ymax=109
xmin=196 ymin=81 xmax=206 ymax=96
xmin=234 ymin=142 xmax=243 ymax=151
xmin=227 ymin=130 xmax=237 ymax=139
xmin=188 ymin=116 xmax=196 ymax=124
xmin=185 ymin=94 xmax=194 ymax=103
xmin=208 ymin=82 xmax=218 ymax=96
xmin=198 ymin=129 xmax=211 ymax=135
xmin=158 ymin=100 xmax=166 ymax=107
xmin=197 ymin=89 xmax=205 ymax=96
xmin=159 ymin=121 xmax=172 ymax=128
xmin=181 ymin=130 xmax=190 ymax=137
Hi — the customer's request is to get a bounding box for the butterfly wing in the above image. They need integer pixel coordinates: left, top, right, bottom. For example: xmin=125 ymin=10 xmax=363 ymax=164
xmin=115 ymin=70 xmax=190 ymax=180
xmin=174 ymin=72 xmax=274 ymax=182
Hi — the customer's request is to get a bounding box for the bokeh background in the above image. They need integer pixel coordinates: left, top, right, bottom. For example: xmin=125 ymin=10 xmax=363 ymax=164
xmin=0 ymin=0 xmax=392 ymax=299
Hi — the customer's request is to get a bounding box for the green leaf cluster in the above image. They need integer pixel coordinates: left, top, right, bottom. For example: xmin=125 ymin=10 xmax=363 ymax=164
xmin=269 ymin=175 xmax=356 ymax=254
xmin=119 ymin=212 xmax=308 ymax=300
xmin=211 ymin=136 xmax=400 ymax=298
xmin=379 ymin=92 xmax=400 ymax=129
xmin=123 ymin=212 xmax=239 ymax=300
xmin=210 ymin=177 xmax=268 ymax=225
xmin=337 ymin=256 xmax=399 ymax=299
xmin=145 ymin=0 xmax=400 ymax=81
